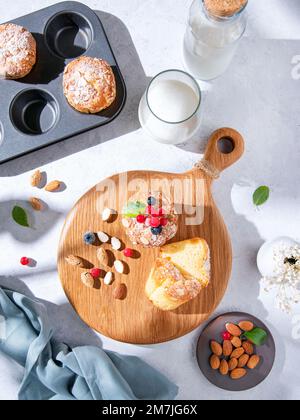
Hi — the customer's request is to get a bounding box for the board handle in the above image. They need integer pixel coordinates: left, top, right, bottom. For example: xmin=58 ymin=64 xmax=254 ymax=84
xmin=194 ymin=128 xmax=244 ymax=179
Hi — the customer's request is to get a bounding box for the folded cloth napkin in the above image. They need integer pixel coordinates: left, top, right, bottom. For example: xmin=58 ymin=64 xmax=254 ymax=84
xmin=0 ymin=288 xmax=178 ymax=400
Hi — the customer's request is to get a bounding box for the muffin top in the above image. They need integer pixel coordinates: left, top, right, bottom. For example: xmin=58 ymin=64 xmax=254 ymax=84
xmin=0 ymin=23 xmax=36 ymax=79
xmin=63 ymin=56 xmax=116 ymax=113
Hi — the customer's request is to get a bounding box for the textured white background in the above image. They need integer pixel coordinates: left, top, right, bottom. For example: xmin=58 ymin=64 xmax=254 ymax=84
xmin=0 ymin=0 xmax=300 ymax=400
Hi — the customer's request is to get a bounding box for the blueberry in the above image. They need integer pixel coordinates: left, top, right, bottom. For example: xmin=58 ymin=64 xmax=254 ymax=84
xmin=147 ymin=196 xmax=156 ymax=206
xmin=151 ymin=226 xmax=162 ymax=235
xmin=83 ymin=231 xmax=96 ymax=245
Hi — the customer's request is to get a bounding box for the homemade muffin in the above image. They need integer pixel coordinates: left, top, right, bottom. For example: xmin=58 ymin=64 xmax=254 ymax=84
xmin=146 ymin=238 xmax=210 ymax=311
xmin=63 ymin=56 xmax=116 ymax=113
xmin=0 ymin=23 xmax=36 ymax=79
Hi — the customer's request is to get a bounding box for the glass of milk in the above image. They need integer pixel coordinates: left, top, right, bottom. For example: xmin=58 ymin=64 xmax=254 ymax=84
xmin=139 ymin=70 xmax=202 ymax=145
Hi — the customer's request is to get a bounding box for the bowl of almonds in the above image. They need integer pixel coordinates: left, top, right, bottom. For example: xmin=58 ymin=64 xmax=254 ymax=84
xmin=196 ymin=312 xmax=276 ymax=391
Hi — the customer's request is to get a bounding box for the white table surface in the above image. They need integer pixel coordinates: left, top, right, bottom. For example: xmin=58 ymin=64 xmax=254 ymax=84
xmin=0 ymin=0 xmax=300 ymax=400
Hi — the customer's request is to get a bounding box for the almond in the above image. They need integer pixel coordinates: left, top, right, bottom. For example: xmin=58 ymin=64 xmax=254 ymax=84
xmin=97 ymin=231 xmax=110 ymax=243
xmin=238 ymin=321 xmax=254 ymax=332
xmin=210 ymin=354 xmax=220 ymax=370
xmin=45 ymin=180 xmax=61 ymax=192
xmin=29 ymin=197 xmax=42 ymax=211
xmin=238 ymin=354 xmax=250 ymax=368
xmin=114 ymin=260 xmax=124 ymax=274
xmin=230 ymin=368 xmax=247 ymax=380
xmin=231 ymin=336 xmax=242 ymax=348
xmin=111 ymin=237 xmax=122 ymax=250
xmin=230 ymin=347 xmax=245 ymax=359
xmin=102 ymin=208 xmax=115 ymax=222
xmin=223 ymin=340 xmax=233 ymax=357
xmin=242 ymin=341 xmax=254 ymax=355
xmin=97 ymin=248 xmax=109 ymax=266
xmin=104 ymin=271 xmax=114 ymax=285
xmin=65 ymin=255 xmax=84 ymax=268
xmin=219 ymin=359 xmax=229 ymax=376
xmin=210 ymin=341 xmax=222 ymax=357
xmin=247 ymin=355 xmax=260 ymax=370
xmin=226 ymin=323 xmax=242 ymax=336
xmin=81 ymin=272 xmax=94 ymax=288
xmin=228 ymin=358 xmax=238 ymax=371
xmin=30 ymin=169 xmax=42 ymax=187
xmin=113 ymin=283 xmax=127 ymax=300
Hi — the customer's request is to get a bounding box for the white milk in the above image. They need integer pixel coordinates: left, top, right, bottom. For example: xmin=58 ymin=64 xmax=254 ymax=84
xmin=139 ymin=74 xmax=201 ymax=145
xmin=183 ymin=0 xmax=247 ymax=81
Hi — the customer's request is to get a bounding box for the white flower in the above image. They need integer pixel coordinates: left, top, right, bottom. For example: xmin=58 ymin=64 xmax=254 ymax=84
xmin=262 ymin=243 xmax=300 ymax=314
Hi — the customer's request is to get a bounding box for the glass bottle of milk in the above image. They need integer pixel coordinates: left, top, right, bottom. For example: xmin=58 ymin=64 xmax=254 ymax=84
xmin=183 ymin=0 xmax=248 ymax=81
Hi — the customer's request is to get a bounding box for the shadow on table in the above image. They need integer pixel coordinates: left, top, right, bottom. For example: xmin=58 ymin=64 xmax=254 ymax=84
xmin=0 ymin=275 xmax=103 ymax=349
xmin=0 ymin=11 xmax=150 ymax=177
xmin=0 ymin=199 xmax=61 ymax=243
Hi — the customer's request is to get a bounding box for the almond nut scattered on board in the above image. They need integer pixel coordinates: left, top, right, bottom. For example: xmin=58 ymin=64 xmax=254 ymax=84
xmin=210 ymin=341 xmax=222 ymax=357
xmin=114 ymin=260 xmax=124 ymax=274
xmin=81 ymin=272 xmax=94 ymax=288
xmin=231 ymin=336 xmax=242 ymax=348
xmin=223 ymin=340 xmax=233 ymax=357
xmin=228 ymin=358 xmax=238 ymax=371
xmin=219 ymin=360 xmax=229 ymax=376
xmin=230 ymin=368 xmax=247 ymax=380
xmin=102 ymin=208 xmax=115 ymax=222
xmin=242 ymin=341 xmax=254 ymax=355
xmin=29 ymin=197 xmax=42 ymax=211
xmin=65 ymin=255 xmax=84 ymax=268
xmin=30 ymin=170 xmax=42 ymax=187
xmin=111 ymin=237 xmax=122 ymax=250
xmin=230 ymin=347 xmax=245 ymax=359
xmin=104 ymin=271 xmax=114 ymax=285
xmin=247 ymin=355 xmax=260 ymax=370
xmin=238 ymin=354 xmax=250 ymax=368
xmin=97 ymin=231 xmax=110 ymax=243
xmin=210 ymin=354 xmax=220 ymax=370
xmin=113 ymin=283 xmax=127 ymax=300
xmin=45 ymin=180 xmax=61 ymax=192
xmin=238 ymin=321 xmax=254 ymax=332
xmin=226 ymin=323 xmax=242 ymax=336
xmin=97 ymin=248 xmax=109 ymax=266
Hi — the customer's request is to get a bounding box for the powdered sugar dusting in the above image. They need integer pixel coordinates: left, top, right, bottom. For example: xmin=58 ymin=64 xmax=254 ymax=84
xmin=0 ymin=23 xmax=36 ymax=79
xmin=63 ymin=56 xmax=116 ymax=113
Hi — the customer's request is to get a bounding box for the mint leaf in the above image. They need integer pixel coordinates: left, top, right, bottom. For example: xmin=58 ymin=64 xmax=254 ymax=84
xmin=253 ymin=186 xmax=270 ymax=206
xmin=122 ymin=201 xmax=146 ymax=217
xmin=244 ymin=328 xmax=268 ymax=346
xmin=12 ymin=206 xmax=30 ymax=227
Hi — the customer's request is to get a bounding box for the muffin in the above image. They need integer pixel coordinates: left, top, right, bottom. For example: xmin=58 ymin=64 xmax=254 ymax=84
xmin=122 ymin=191 xmax=178 ymax=248
xmin=0 ymin=23 xmax=36 ymax=79
xmin=63 ymin=56 xmax=116 ymax=113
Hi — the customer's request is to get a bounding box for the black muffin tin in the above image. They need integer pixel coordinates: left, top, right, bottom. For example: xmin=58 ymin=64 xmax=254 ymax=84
xmin=0 ymin=1 xmax=126 ymax=164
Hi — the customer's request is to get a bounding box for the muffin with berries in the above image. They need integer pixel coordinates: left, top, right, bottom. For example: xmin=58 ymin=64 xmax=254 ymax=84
xmin=122 ymin=192 xmax=178 ymax=248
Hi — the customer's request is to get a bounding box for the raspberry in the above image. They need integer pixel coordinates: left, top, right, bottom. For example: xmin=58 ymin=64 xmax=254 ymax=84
xmin=160 ymin=218 xmax=168 ymax=226
xmin=150 ymin=217 xmax=160 ymax=228
xmin=222 ymin=331 xmax=232 ymax=341
xmin=145 ymin=206 xmax=154 ymax=215
xmin=136 ymin=214 xmax=146 ymax=223
xmin=90 ymin=268 xmax=101 ymax=278
xmin=123 ymin=248 xmax=134 ymax=258
xmin=20 ymin=257 xmax=30 ymax=266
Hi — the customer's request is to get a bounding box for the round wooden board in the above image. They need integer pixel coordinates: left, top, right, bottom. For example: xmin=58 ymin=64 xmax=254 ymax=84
xmin=58 ymin=128 xmax=244 ymax=344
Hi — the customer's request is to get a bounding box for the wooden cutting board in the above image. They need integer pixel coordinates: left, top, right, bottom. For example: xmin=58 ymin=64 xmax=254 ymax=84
xmin=58 ymin=128 xmax=244 ymax=344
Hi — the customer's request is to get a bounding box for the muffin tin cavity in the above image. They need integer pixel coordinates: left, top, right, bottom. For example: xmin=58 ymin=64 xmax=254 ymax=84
xmin=10 ymin=89 xmax=59 ymax=135
xmin=45 ymin=12 xmax=93 ymax=58
xmin=0 ymin=1 xmax=126 ymax=164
